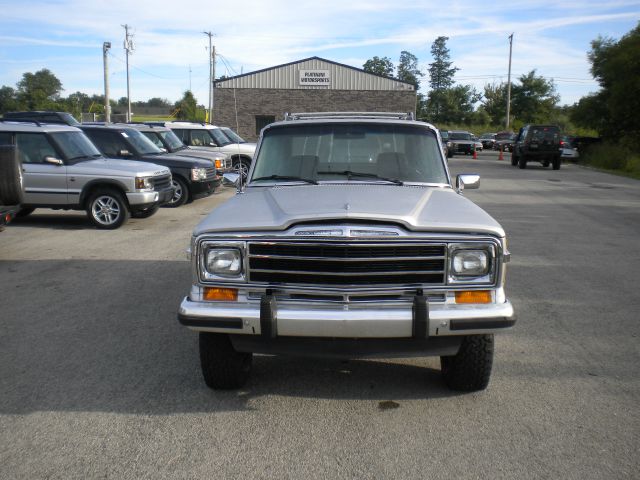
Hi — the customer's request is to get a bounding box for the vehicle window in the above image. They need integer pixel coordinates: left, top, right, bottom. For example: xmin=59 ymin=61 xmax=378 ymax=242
xmin=0 ymin=132 xmax=11 ymax=144
xmin=530 ymin=127 xmax=559 ymax=143
xmin=449 ymin=132 xmax=472 ymax=141
xmin=209 ymin=128 xmax=232 ymax=146
xmin=158 ymin=130 xmax=185 ymax=151
xmin=252 ymin=123 xmax=448 ymax=184
xmin=439 ymin=130 xmax=449 ymax=141
xmin=221 ymin=127 xmax=246 ymax=143
xmin=83 ymin=130 xmax=128 ymax=157
xmin=15 ymin=133 xmax=58 ymax=164
xmin=123 ymin=128 xmax=163 ymax=155
xmin=50 ymin=131 xmax=102 ymax=162
xmin=141 ymin=131 xmax=165 ymax=149
xmin=189 ymin=130 xmax=213 ymax=147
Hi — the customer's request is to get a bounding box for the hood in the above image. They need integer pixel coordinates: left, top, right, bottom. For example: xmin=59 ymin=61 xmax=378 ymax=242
xmin=219 ymin=143 xmax=256 ymax=157
xmin=140 ymin=153 xmax=212 ymax=168
xmin=73 ymin=158 xmax=170 ymax=177
xmin=194 ymin=184 xmax=505 ymax=238
xmin=172 ymin=148 xmax=225 ymax=161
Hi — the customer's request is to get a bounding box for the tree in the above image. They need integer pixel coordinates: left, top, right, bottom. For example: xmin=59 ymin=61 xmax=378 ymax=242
xmin=16 ymin=69 xmax=63 ymax=110
xmin=363 ymin=56 xmax=394 ymax=77
xmin=146 ymin=97 xmax=171 ymax=108
xmin=0 ymin=86 xmax=19 ymax=113
xmin=510 ymin=70 xmax=559 ymax=123
xmin=479 ymin=83 xmax=509 ymax=125
xmin=428 ymin=36 xmax=458 ymax=91
xmin=397 ymin=51 xmax=423 ymax=88
xmin=174 ymin=90 xmax=198 ymax=120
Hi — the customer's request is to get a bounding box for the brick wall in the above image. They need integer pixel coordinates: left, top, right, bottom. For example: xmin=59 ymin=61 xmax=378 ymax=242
xmin=213 ymin=88 xmax=417 ymax=141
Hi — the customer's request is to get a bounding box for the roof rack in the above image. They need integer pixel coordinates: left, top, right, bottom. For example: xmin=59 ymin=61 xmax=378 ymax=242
xmin=284 ymin=112 xmax=415 ymax=121
xmin=0 ymin=119 xmax=42 ymax=127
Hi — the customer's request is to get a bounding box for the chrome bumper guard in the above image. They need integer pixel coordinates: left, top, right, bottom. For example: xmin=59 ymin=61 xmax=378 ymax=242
xmin=178 ymin=294 xmax=516 ymax=338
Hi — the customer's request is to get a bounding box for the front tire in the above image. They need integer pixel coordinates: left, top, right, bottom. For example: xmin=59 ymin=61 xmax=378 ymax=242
xmin=0 ymin=145 xmax=24 ymax=205
xmin=86 ymin=189 xmax=129 ymax=229
xmin=441 ymin=334 xmax=494 ymax=392
xmin=233 ymin=159 xmax=251 ymax=182
xmin=165 ymin=177 xmax=189 ymax=208
xmin=511 ymin=152 xmax=518 ymax=166
xmin=199 ymin=333 xmax=253 ymax=389
xmin=552 ymin=156 xmax=561 ymax=170
xmin=518 ymin=155 xmax=527 ymax=169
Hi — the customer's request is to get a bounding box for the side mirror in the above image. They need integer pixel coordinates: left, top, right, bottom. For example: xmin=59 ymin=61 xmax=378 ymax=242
xmin=117 ymin=149 xmax=131 ymax=157
xmin=208 ymin=142 xmax=217 ymax=147
xmin=44 ymin=156 xmax=64 ymax=166
xmin=456 ymin=174 xmax=480 ymax=193
xmin=160 ymin=147 xmax=168 ymax=153
xmin=222 ymin=172 xmax=240 ymax=188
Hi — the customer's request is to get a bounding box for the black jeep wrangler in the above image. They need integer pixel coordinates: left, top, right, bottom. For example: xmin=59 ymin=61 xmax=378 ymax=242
xmin=511 ymin=124 xmax=562 ymax=170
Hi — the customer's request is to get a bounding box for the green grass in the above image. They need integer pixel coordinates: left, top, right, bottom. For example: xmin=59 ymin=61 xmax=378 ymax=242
xmin=131 ymin=114 xmax=174 ymax=122
xmin=579 ymin=143 xmax=640 ymax=180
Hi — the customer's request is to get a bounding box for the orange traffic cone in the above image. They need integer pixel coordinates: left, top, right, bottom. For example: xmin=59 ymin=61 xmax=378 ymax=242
xmin=473 ymin=148 xmax=478 ymax=159
xmin=498 ymin=147 xmax=504 ymax=161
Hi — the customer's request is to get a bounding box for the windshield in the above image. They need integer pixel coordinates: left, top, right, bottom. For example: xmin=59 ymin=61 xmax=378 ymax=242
xmin=449 ymin=132 xmax=472 ymax=141
xmin=496 ymin=132 xmax=514 ymax=141
xmin=439 ymin=130 xmax=449 ymax=140
xmin=251 ymin=123 xmax=448 ymax=185
xmin=50 ymin=131 xmax=102 ymax=162
xmin=158 ymin=130 xmax=185 ymax=151
xmin=141 ymin=131 xmax=166 ymax=150
xmin=125 ymin=129 xmax=164 ymax=155
xmin=209 ymin=128 xmax=232 ymax=146
xmin=221 ymin=127 xmax=246 ymax=143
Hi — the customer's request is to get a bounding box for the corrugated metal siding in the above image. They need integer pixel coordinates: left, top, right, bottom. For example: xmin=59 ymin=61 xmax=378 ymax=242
xmin=217 ymin=58 xmax=413 ymax=91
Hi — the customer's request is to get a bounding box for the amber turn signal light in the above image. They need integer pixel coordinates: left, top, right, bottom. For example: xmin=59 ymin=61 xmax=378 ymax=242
xmin=455 ymin=290 xmax=491 ymax=304
xmin=215 ymin=159 xmax=222 ymax=169
xmin=203 ymin=287 xmax=238 ymax=301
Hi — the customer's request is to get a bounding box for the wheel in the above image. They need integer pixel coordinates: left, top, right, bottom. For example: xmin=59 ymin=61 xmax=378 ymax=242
xmin=0 ymin=145 xmax=24 ymax=205
xmin=233 ymin=159 xmax=251 ymax=182
xmin=15 ymin=207 xmax=36 ymax=218
xmin=511 ymin=152 xmax=518 ymax=166
xmin=131 ymin=205 xmax=159 ymax=218
xmin=86 ymin=188 xmax=130 ymax=229
xmin=518 ymin=155 xmax=527 ymax=169
xmin=199 ymin=333 xmax=252 ymax=389
xmin=552 ymin=156 xmax=561 ymax=170
xmin=165 ymin=176 xmax=189 ymax=208
xmin=441 ymin=334 xmax=494 ymax=391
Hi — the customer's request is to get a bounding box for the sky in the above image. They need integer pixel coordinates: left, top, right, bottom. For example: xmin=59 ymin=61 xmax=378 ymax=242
xmin=0 ymin=0 xmax=638 ymax=107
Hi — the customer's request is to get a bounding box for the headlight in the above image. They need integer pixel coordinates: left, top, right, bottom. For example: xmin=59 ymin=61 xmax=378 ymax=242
xmin=135 ymin=176 xmax=153 ymax=190
xmin=191 ymin=167 xmax=208 ymax=181
xmin=452 ymin=250 xmax=488 ymax=276
xmin=206 ymin=248 xmax=242 ymax=276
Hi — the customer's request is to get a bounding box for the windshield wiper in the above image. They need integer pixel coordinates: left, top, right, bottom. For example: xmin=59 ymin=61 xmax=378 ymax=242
xmin=67 ymin=153 xmax=103 ymax=161
xmin=316 ymin=170 xmax=404 ymax=185
xmin=252 ymin=175 xmax=318 ymax=185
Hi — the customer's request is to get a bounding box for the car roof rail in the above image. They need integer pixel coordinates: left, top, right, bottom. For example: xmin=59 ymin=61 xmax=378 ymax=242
xmin=284 ymin=112 xmax=415 ymax=121
xmin=0 ymin=119 xmax=42 ymax=127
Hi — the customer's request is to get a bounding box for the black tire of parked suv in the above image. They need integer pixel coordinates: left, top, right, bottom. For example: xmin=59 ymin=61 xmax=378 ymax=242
xmin=233 ymin=159 xmax=251 ymax=182
xmin=166 ymin=176 xmax=189 ymax=208
xmin=518 ymin=155 xmax=527 ymax=169
xmin=15 ymin=207 xmax=36 ymax=218
xmin=440 ymin=334 xmax=494 ymax=391
xmin=511 ymin=152 xmax=518 ymax=166
xmin=131 ymin=205 xmax=159 ymax=218
xmin=552 ymin=155 xmax=561 ymax=170
xmin=86 ymin=188 xmax=130 ymax=229
xmin=0 ymin=145 xmax=24 ymax=206
xmin=199 ymin=332 xmax=253 ymax=389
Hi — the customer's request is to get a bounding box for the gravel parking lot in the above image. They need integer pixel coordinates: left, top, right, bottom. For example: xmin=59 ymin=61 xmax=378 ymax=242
xmin=1 ymin=153 xmax=639 ymax=479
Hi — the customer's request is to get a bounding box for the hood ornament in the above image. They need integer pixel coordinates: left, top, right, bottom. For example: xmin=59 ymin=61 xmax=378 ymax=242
xmin=344 ymin=203 xmax=351 ymax=211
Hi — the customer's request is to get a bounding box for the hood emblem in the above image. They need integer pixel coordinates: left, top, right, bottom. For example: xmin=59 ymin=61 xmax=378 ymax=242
xmin=344 ymin=203 xmax=351 ymax=211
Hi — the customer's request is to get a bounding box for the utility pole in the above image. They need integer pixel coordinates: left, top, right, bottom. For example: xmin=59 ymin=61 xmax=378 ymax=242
xmin=506 ymin=33 xmax=513 ymax=129
xmin=103 ymin=42 xmax=111 ymax=124
xmin=203 ymin=31 xmax=214 ymax=123
xmin=122 ymin=24 xmax=134 ymax=122
xmin=189 ymin=65 xmax=192 ymax=91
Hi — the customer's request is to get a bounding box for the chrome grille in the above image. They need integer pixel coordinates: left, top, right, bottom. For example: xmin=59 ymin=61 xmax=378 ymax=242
xmin=153 ymin=174 xmax=172 ymax=191
xmin=247 ymin=242 xmax=446 ymax=286
xmin=206 ymin=167 xmax=217 ymax=180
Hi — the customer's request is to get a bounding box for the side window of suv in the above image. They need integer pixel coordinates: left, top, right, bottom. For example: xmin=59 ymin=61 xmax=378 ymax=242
xmin=84 ymin=130 xmax=128 ymax=157
xmin=171 ymin=129 xmax=187 ymax=143
xmin=15 ymin=133 xmax=58 ymax=164
xmin=0 ymin=132 xmax=12 ymax=145
xmin=189 ymin=130 xmax=213 ymax=146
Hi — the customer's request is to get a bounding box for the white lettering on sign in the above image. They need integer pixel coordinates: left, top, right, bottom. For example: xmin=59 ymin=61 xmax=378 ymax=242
xmin=299 ymin=70 xmax=331 ymax=86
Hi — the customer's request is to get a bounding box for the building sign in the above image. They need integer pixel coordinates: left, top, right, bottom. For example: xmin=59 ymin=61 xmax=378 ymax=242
xmin=299 ymin=70 xmax=331 ymax=86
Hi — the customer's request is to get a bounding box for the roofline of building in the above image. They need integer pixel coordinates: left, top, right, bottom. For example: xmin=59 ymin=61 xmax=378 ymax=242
xmin=213 ymin=56 xmax=416 ymax=88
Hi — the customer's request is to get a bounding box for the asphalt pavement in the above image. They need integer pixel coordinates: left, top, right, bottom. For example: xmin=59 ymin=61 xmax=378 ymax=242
xmin=1 ymin=152 xmax=638 ymax=479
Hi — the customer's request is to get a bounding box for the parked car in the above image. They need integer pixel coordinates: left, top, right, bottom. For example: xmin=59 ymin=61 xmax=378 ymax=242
xmin=178 ymin=111 xmax=515 ymax=393
xmin=479 ymin=133 xmax=496 ymax=150
xmin=0 ymin=120 xmax=174 ymax=229
xmin=218 ymin=127 xmax=248 ymax=145
xmin=0 ymin=144 xmax=24 ymax=230
xmin=560 ymin=137 xmax=579 ymax=160
xmin=447 ymin=130 xmax=475 ymax=156
xmin=126 ymin=123 xmax=233 ymax=175
xmin=156 ymin=122 xmax=256 ymax=181
xmin=494 ymin=131 xmax=516 ymax=152
xmin=511 ymin=124 xmax=562 ymax=169
xmin=473 ymin=138 xmax=483 ymax=152
xmin=2 ymin=111 xmax=80 ymax=126
xmin=80 ymin=124 xmax=219 ymax=207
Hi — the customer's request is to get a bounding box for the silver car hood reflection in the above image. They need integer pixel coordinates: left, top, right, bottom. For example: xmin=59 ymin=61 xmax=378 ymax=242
xmin=194 ymin=184 xmax=505 ymax=238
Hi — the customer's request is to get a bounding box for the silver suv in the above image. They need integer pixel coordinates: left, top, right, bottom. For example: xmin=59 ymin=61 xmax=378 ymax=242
xmin=161 ymin=122 xmax=256 ymax=180
xmin=0 ymin=121 xmax=174 ymax=229
xmin=178 ymin=112 xmax=515 ymax=392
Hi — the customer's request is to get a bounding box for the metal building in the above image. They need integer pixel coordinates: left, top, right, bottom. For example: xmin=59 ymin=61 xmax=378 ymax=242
xmin=213 ymin=56 xmax=416 ymax=141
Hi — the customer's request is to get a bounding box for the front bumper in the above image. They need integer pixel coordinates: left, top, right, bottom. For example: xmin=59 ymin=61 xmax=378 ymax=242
xmin=178 ymin=296 xmax=516 ymax=338
xmin=126 ymin=191 xmax=160 ymax=206
xmin=190 ymin=178 xmax=219 ymax=200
